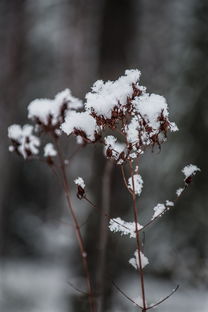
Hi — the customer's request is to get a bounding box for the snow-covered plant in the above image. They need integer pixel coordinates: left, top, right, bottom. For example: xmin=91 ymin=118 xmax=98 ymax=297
xmin=8 ymin=89 xmax=97 ymax=312
xmin=8 ymin=69 xmax=200 ymax=312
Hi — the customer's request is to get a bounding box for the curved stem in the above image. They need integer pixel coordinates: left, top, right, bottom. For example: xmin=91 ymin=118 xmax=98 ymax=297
xmin=120 ymin=165 xmax=133 ymax=195
xmin=112 ymin=281 xmax=143 ymax=309
xmin=146 ymin=285 xmax=179 ymax=310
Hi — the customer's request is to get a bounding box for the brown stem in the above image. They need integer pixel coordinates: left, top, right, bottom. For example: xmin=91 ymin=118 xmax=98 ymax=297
xmin=120 ymin=165 xmax=133 ymax=195
xmin=112 ymin=281 xmax=143 ymax=309
xmin=129 ymin=160 xmax=147 ymax=311
xmin=55 ymin=140 xmax=96 ymax=312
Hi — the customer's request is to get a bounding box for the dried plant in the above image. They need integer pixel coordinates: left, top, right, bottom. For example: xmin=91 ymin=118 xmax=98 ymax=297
xmin=8 ymin=70 xmax=200 ymax=312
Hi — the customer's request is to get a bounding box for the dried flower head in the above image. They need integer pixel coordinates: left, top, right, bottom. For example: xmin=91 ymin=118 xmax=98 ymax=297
xmin=182 ymin=164 xmax=201 ymax=185
xmin=8 ymin=124 xmax=40 ymax=159
xmin=28 ymin=89 xmax=82 ymax=136
xmin=62 ymin=69 xmax=178 ymax=164
xmin=74 ymin=177 xmax=86 ymax=199
xmin=61 ymin=111 xmax=101 ymax=143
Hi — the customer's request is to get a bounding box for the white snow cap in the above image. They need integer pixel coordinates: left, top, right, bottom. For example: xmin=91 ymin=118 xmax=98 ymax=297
xmin=8 ymin=124 xmax=40 ymax=159
xmin=74 ymin=177 xmax=85 ymax=189
xmin=85 ymin=69 xmax=141 ymax=119
xmin=166 ymin=200 xmax=174 ymax=207
xmin=182 ymin=164 xmax=200 ymax=178
xmin=176 ymin=187 xmax=184 ymax=197
xmin=109 ymin=217 xmax=143 ymax=238
xmin=133 ymin=93 xmax=178 ymax=132
xmin=128 ymin=174 xmax=143 ymax=196
xmin=151 ymin=203 xmax=166 ymax=220
xmin=151 ymin=200 xmax=174 ymax=220
xmin=129 ymin=250 xmax=149 ymax=269
xmin=44 ymin=143 xmax=57 ymax=157
xmin=28 ymin=89 xmax=82 ymax=126
xmin=61 ymin=111 xmax=98 ymax=141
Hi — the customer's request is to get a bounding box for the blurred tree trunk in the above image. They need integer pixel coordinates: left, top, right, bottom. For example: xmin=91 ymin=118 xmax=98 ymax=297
xmin=182 ymin=0 xmax=208 ymax=260
xmin=0 ymin=0 xmax=27 ymax=256
xmin=87 ymin=1 xmax=140 ymax=311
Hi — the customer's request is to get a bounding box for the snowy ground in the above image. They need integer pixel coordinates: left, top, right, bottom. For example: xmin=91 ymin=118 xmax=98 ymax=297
xmin=0 ymin=262 xmax=70 ymax=312
xmin=0 ymin=261 xmax=207 ymax=312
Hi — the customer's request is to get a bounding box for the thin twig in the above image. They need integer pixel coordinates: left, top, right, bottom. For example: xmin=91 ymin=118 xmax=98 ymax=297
xmin=112 ymin=281 xmax=143 ymax=309
xmin=67 ymin=144 xmax=83 ymax=162
xmin=54 ymin=138 xmax=96 ymax=312
xmin=129 ymin=159 xmax=147 ymax=311
xmin=146 ymin=285 xmax=179 ymax=310
xmin=142 ymin=185 xmax=188 ymax=232
xmin=120 ymin=165 xmax=134 ymax=195
xmin=67 ymin=281 xmax=88 ymax=296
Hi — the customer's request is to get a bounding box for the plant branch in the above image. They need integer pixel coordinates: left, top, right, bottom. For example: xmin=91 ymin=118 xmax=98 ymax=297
xmin=129 ymin=160 xmax=147 ymax=311
xmin=120 ymin=165 xmax=133 ymax=195
xmin=54 ymin=139 xmax=96 ymax=312
xmin=112 ymin=281 xmax=143 ymax=309
xmin=146 ymin=285 xmax=179 ymax=310
xmin=142 ymin=185 xmax=188 ymax=232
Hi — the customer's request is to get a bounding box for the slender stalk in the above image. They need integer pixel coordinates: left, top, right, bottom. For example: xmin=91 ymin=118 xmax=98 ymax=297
xmin=129 ymin=160 xmax=147 ymax=311
xmin=55 ymin=140 xmax=96 ymax=312
xmin=120 ymin=165 xmax=133 ymax=195
xmin=112 ymin=281 xmax=143 ymax=309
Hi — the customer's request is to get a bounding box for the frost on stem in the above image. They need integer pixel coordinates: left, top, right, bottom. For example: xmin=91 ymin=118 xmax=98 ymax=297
xmin=74 ymin=177 xmax=86 ymax=199
xmin=176 ymin=187 xmax=184 ymax=197
xmin=8 ymin=124 xmax=40 ymax=159
xmin=151 ymin=200 xmax=174 ymax=220
xmin=128 ymin=174 xmax=143 ymax=196
xmin=109 ymin=217 xmax=143 ymax=238
xmin=129 ymin=250 xmax=149 ymax=269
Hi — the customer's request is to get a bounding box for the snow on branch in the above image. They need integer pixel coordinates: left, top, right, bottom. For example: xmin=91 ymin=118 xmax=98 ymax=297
xmin=182 ymin=164 xmax=200 ymax=185
xmin=129 ymin=250 xmax=149 ymax=269
xmin=151 ymin=200 xmax=174 ymax=220
xmin=109 ymin=217 xmax=143 ymax=238
xmin=128 ymin=174 xmax=143 ymax=196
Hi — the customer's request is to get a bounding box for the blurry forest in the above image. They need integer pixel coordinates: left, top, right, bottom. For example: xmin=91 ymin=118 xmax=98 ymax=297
xmin=0 ymin=0 xmax=208 ymax=311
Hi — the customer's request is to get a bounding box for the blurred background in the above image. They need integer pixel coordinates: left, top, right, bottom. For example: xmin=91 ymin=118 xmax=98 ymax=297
xmin=0 ymin=0 xmax=207 ymax=311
